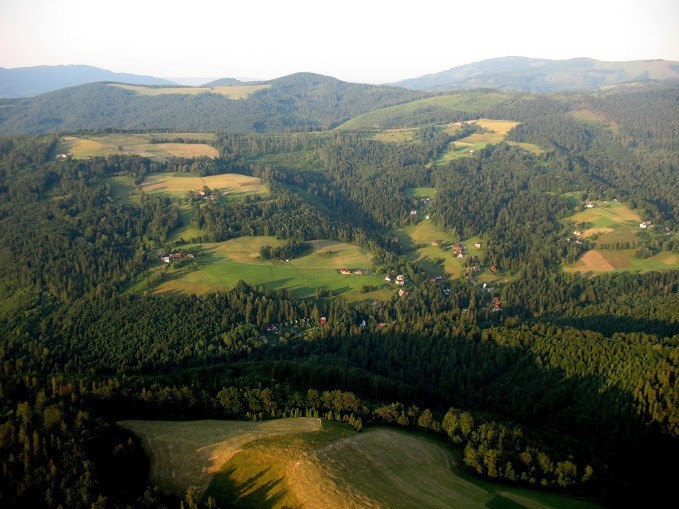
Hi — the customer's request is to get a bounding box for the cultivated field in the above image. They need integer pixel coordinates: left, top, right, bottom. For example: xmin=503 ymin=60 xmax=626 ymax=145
xmin=125 ymin=418 xmax=599 ymax=508
xmin=55 ymin=133 xmax=218 ymax=160
xmin=563 ymin=201 xmax=679 ymax=273
xmin=110 ymin=83 xmax=271 ymax=99
xmin=405 ymin=187 xmax=436 ymax=199
xmin=140 ymin=173 xmax=268 ymax=198
xmin=151 ymin=237 xmax=390 ymax=301
xmin=105 ymin=175 xmax=141 ymax=205
xmin=438 ymin=119 xmax=542 ymax=163
xmin=118 ymin=418 xmax=320 ymax=498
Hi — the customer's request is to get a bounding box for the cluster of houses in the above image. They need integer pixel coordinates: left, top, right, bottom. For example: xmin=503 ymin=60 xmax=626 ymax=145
xmin=384 ymin=274 xmax=406 ymax=286
xmin=339 ymin=268 xmax=371 ymax=276
xmin=160 ymin=252 xmax=194 ymax=263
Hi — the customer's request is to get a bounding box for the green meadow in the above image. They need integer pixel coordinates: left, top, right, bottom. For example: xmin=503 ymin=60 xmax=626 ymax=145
xmin=151 ymin=237 xmax=391 ymax=302
xmin=121 ymin=418 xmax=600 ymax=509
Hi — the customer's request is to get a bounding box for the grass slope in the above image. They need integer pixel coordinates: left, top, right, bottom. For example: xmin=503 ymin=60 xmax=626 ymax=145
xmin=336 ymin=92 xmax=512 ymax=130
xmin=55 ymin=133 xmax=218 ymax=160
xmin=110 ymin=83 xmax=271 ymax=99
xmin=123 ymin=418 xmax=600 ymax=508
xmin=563 ymin=201 xmax=679 ymax=273
xmin=140 ymin=173 xmax=267 ymax=198
xmin=152 ymin=237 xmax=390 ymax=302
xmin=118 ymin=418 xmax=321 ymax=498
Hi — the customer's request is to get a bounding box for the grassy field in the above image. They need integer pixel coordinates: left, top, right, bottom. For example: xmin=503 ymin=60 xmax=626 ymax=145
xmin=123 ymin=418 xmax=600 ymax=508
xmin=105 ymin=175 xmax=142 ymax=205
xmin=438 ymin=119 xmax=538 ymax=163
xmin=405 ymin=187 xmax=436 ymax=199
xmin=110 ymin=83 xmax=270 ymax=99
xmin=55 ymin=133 xmax=218 ymax=160
xmin=371 ymin=128 xmax=421 ymax=143
xmin=118 ymin=418 xmax=321 ymax=498
xmin=140 ymin=173 xmax=268 ymax=198
xmin=563 ymin=201 xmax=679 ymax=273
xmin=397 ymin=221 xmax=501 ymax=282
xmin=151 ymin=237 xmax=391 ymax=302
xmin=337 ymin=92 xmax=512 ymax=130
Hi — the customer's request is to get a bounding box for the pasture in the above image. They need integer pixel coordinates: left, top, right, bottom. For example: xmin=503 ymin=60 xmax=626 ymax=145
xmin=118 ymin=418 xmax=320 ymax=498
xmin=140 ymin=173 xmax=268 ymax=198
xmin=124 ymin=418 xmax=600 ymax=508
xmin=563 ymin=201 xmax=679 ymax=273
xmin=405 ymin=187 xmax=436 ymax=199
xmin=55 ymin=133 xmax=218 ymax=160
xmin=371 ymin=128 xmax=420 ymax=143
xmin=151 ymin=237 xmax=391 ymax=301
xmin=110 ymin=83 xmax=271 ymax=99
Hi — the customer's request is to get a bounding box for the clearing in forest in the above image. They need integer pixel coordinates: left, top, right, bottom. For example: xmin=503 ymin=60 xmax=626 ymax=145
xmin=125 ymin=418 xmax=600 ymax=508
xmin=140 ymin=173 xmax=268 ymax=198
xmin=110 ymin=83 xmax=271 ymax=99
xmin=55 ymin=133 xmax=218 ymax=160
xmin=149 ymin=237 xmax=390 ymax=302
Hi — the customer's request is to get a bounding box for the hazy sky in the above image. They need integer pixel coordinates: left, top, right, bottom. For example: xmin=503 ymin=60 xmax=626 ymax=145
xmin=1 ymin=0 xmax=677 ymax=83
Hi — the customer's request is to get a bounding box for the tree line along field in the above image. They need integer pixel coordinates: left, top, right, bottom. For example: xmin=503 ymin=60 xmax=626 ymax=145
xmin=110 ymin=83 xmax=271 ymax=99
xmin=120 ymin=418 xmax=600 ymax=509
xmin=146 ymin=237 xmax=392 ymax=302
xmin=55 ymin=133 xmax=219 ymax=160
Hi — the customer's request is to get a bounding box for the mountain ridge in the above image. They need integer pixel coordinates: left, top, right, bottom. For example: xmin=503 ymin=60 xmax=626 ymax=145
xmin=0 ymin=64 xmax=176 ymax=98
xmin=391 ymin=56 xmax=679 ymax=92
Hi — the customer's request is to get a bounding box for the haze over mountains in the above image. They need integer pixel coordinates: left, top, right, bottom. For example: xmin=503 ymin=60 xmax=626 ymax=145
xmin=392 ymin=56 xmax=679 ymax=92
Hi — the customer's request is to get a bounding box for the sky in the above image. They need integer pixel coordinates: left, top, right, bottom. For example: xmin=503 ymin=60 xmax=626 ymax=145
xmin=1 ymin=0 xmax=678 ymax=84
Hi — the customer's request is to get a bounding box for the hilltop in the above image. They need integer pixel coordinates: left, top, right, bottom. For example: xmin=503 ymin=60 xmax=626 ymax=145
xmin=392 ymin=56 xmax=679 ymax=92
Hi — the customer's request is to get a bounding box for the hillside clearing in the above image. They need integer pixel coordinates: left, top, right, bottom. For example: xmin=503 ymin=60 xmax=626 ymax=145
xmin=110 ymin=83 xmax=271 ymax=99
xmin=118 ymin=418 xmax=320 ymax=498
xmin=150 ymin=237 xmax=390 ymax=302
xmin=55 ymin=133 xmax=218 ymax=160
xmin=117 ymin=419 xmax=602 ymax=509
xmin=140 ymin=173 xmax=267 ymax=198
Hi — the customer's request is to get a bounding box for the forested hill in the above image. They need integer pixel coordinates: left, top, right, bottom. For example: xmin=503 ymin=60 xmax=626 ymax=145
xmin=392 ymin=56 xmax=679 ymax=92
xmin=0 ymin=64 xmax=176 ymax=98
xmin=0 ymin=73 xmax=426 ymax=134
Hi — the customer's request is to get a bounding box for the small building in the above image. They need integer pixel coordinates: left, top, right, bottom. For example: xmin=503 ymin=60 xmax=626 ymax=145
xmin=320 ymin=317 xmax=327 ymax=325
xmin=474 ymin=242 xmax=482 ymax=249
xmin=586 ymin=203 xmax=595 ymax=208
xmin=378 ymin=322 xmax=387 ymax=327
xmin=399 ymin=289 xmax=409 ymax=297
xmin=395 ymin=274 xmax=405 ymax=286
xmin=410 ymin=209 xmax=418 ymax=216
xmin=384 ymin=275 xmax=392 ymax=282
xmin=340 ymin=268 xmax=351 ymax=275
xmin=640 ymin=221 xmax=652 ymax=229
xmin=490 ymin=265 xmax=498 ymax=272
xmin=160 ymin=256 xmax=170 ymax=263
xmin=432 ymin=240 xmax=440 ymax=247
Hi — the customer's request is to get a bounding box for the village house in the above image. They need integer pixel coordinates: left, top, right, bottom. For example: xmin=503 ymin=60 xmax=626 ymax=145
xmin=340 ymin=268 xmax=351 ymax=275
xmin=586 ymin=203 xmax=595 ymax=208
xmin=399 ymin=289 xmax=409 ymax=297
xmin=395 ymin=274 xmax=405 ymax=286
xmin=474 ymin=242 xmax=482 ymax=249
xmin=432 ymin=240 xmax=440 ymax=247
xmin=410 ymin=209 xmax=418 ymax=216
xmin=640 ymin=221 xmax=652 ymax=229
xmin=384 ymin=275 xmax=392 ymax=282
xmin=161 ymin=256 xmax=170 ymax=263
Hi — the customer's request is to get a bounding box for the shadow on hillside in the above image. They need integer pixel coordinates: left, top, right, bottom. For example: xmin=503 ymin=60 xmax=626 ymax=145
xmin=544 ymin=313 xmax=678 ymax=337
xmin=206 ymin=466 xmax=286 ymax=508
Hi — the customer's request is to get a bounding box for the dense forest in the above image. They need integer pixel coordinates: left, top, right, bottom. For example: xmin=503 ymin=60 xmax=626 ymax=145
xmin=0 ymin=80 xmax=678 ymax=508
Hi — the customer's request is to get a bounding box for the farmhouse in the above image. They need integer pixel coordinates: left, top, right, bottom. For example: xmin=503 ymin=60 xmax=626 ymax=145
xmin=432 ymin=240 xmax=440 ymax=247
xmin=410 ymin=209 xmax=418 ymax=216
xmin=384 ymin=275 xmax=392 ymax=282
xmin=474 ymin=242 xmax=482 ymax=248
xmin=340 ymin=268 xmax=351 ymax=275
xmin=586 ymin=203 xmax=595 ymax=208
xmin=395 ymin=274 xmax=405 ymax=286
xmin=640 ymin=221 xmax=652 ymax=229
xmin=161 ymin=256 xmax=170 ymax=263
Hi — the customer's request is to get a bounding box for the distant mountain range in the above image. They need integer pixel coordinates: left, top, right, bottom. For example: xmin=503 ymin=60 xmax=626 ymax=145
xmin=391 ymin=56 xmax=679 ymax=92
xmin=0 ymin=65 xmax=176 ymax=98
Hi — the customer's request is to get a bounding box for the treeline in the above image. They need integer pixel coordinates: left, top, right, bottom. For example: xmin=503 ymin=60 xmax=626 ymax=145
xmin=259 ymin=240 xmax=310 ymax=260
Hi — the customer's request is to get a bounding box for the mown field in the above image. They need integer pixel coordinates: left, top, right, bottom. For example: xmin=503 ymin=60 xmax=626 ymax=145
xmin=150 ymin=237 xmax=392 ymax=302
xmin=121 ymin=418 xmax=600 ymax=509
xmin=438 ymin=119 xmax=541 ymax=163
xmin=110 ymin=83 xmax=271 ymax=99
xmin=140 ymin=172 xmax=268 ymax=198
xmin=55 ymin=133 xmax=218 ymax=160
xmin=563 ymin=201 xmax=679 ymax=273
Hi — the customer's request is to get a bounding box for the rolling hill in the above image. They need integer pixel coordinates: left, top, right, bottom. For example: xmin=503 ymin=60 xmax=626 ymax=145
xmin=392 ymin=56 xmax=679 ymax=92
xmin=0 ymin=64 xmax=176 ymax=98
xmin=0 ymin=72 xmax=426 ymax=134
